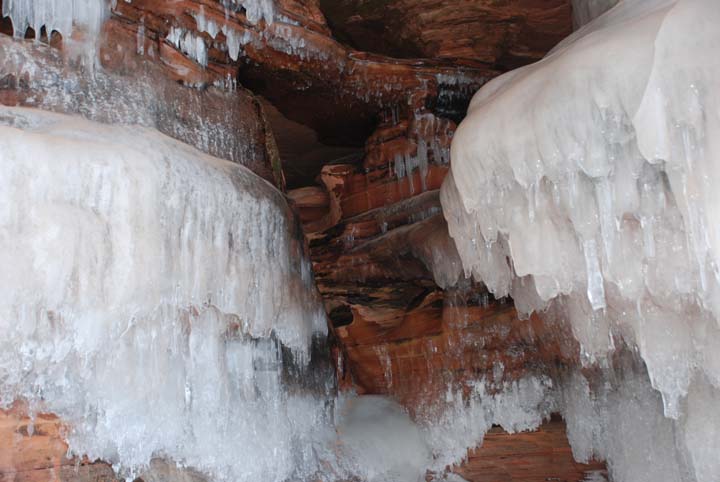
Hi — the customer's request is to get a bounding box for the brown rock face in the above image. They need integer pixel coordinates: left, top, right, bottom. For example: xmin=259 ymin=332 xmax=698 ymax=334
xmin=293 ymin=111 xmax=579 ymax=409
xmin=291 ymin=105 xmax=604 ymax=480
xmin=319 ymin=0 xmax=573 ymax=69
xmin=103 ymin=0 xmax=498 ymax=186
xmin=0 ymin=403 xmax=118 ymax=482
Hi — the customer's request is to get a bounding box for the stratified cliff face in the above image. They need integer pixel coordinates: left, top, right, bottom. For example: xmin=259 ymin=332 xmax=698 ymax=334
xmin=100 ymin=0 xmax=500 ymax=187
xmin=319 ymin=0 xmax=573 ymax=69
xmin=0 ymin=0 xmax=662 ymax=481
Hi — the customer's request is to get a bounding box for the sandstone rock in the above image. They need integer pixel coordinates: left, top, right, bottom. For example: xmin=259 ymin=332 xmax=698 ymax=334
xmin=0 ymin=403 xmax=118 ymax=482
xmin=319 ymin=0 xmax=573 ymax=69
xmin=452 ymin=417 xmax=607 ymax=482
xmin=0 ymin=33 xmax=278 ymax=184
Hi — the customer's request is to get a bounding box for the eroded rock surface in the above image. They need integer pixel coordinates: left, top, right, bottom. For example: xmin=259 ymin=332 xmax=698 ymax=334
xmin=319 ymin=0 xmax=573 ymax=69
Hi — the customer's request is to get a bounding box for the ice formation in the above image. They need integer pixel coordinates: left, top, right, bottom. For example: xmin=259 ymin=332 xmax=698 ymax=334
xmin=393 ymin=112 xmax=453 ymax=194
xmin=423 ymin=375 xmax=557 ymax=472
xmin=1 ymin=0 xmax=108 ymax=39
xmin=0 ymin=106 xmax=333 ymax=481
xmin=225 ymin=0 xmax=275 ymax=26
xmin=336 ymin=396 xmax=432 ymax=482
xmin=571 ymin=0 xmax=621 ymax=28
xmin=167 ymin=27 xmax=208 ymax=67
xmin=193 ymin=9 xmax=253 ymax=62
xmin=441 ymin=0 xmax=720 ymax=480
xmin=0 ymin=36 xmax=266 ymax=171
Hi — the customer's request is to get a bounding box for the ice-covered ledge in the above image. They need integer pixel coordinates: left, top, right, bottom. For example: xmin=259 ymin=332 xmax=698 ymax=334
xmin=0 ymin=106 xmax=332 ymax=481
xmin=441 ymin=0 xmax=720 ymax=480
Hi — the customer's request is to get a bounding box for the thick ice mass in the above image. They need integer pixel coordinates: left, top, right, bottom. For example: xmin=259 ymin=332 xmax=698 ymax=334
xmin=1 ymin=0 xmax=108 ymax=39
xmin=441 ymin=0 xmax=720 ymax=480
xmin=0 ymin=106 xmax=331 ymax=481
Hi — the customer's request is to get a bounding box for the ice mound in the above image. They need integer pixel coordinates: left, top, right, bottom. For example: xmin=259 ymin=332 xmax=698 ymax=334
xmin=336 ymin=395 xmax=432 ymax=482
xmin=441 ymin=0 xmax=720 ymax=480
xmin=0 ymin=106 xmax=333 ymax=481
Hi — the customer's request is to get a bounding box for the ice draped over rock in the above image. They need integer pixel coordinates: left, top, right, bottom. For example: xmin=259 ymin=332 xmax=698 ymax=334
xmin=441 ymin=0 xmax=720 ymax=480
xmin=0 ymin=0 xmax=275 ymax=39
xmin=0 ymin=106 xmax=334 ymax=481
xmin=1 ymin=0 xmax=108 ymax=39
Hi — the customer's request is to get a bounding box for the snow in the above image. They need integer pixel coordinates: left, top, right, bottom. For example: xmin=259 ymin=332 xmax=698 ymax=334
xmin=441 ymin=0 xmax=720 ymax=480
xmin=0 ymin=106 xmax=332 ymax=481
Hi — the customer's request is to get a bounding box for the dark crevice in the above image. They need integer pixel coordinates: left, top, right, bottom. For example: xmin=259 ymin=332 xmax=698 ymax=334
xmin=329 ymin=304 xmax=354 ymax=327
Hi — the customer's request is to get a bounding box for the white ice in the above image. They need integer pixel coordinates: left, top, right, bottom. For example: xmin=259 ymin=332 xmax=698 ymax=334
xmin=441 ymin=0 xmax=720 ymax=480
xmin=167 ymin=26 xmax=208 ymax=67
xmin=0 ymin=106 xmax=332 ymax=481
xmin=1 ymin=0 xmax=108 ymax=46
xmin=225 ymin=0 xmax=275 ymax=25
xmin=335 ymin=396 xmax=432 ymax=482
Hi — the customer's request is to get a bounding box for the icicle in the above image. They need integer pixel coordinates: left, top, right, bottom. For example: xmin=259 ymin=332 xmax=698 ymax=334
xmin=2 ymin=0 xmax=108 ymax=43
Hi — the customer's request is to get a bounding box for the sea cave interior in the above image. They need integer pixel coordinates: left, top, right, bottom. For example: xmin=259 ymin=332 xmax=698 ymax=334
xmin=0 ymin=1 xmax=719 ymax=481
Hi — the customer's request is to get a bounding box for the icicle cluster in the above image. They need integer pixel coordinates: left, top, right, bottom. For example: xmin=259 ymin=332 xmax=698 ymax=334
xmin=392 ymin=112 xmax=454 ymax=196
xmin=194 ymin=8 xmax=253 ymax=62
xmin=167 ymin=26 xmax=209 ymax=67
xmin=441 ymin=0 xmax=720 ymax=480
xmin=423 ymin=375 xmax=557 ymax=472
xmin=0 ymin=106 xmax=332 ymax=481
xmin=1 ymin=0 xmax=108 ymax=39
xmin=192 ymin=8 xmax=320 ymax=65
xmin=225 ymin=0 xmax=275 ymax=26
